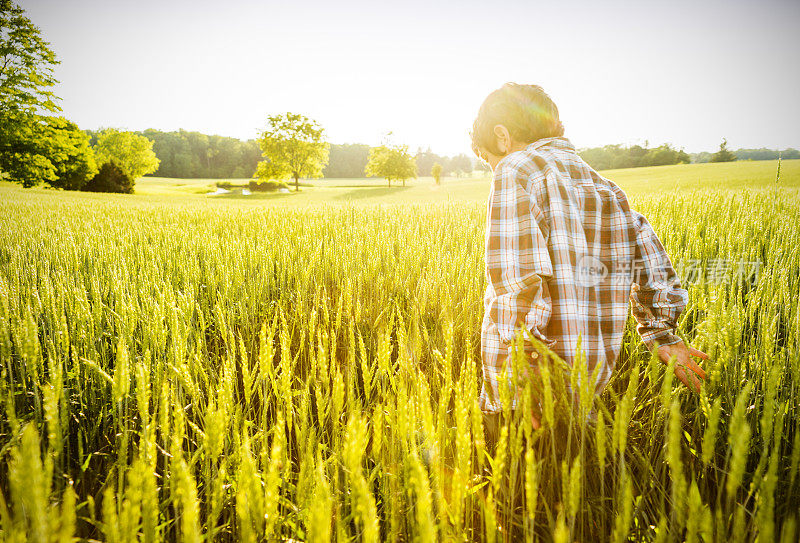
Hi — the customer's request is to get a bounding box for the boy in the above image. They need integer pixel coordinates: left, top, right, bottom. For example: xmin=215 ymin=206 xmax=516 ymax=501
xmin=472 ymin=83 xmax=708 ymax=440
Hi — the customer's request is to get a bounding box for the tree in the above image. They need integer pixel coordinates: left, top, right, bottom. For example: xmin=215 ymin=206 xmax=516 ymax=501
xmin=579 ymin=142 xmax=695 ymax=170
xmin=0 ymin=1 xmax=65 ymax=185
xmin=256 ymin=113 xmax=329 ymax=192
xmin=93 ymin=129 xmax=160 ymax=181
xmin=133 ymin=129 xmax=260 ymax=179
xmin=323 ymin=143 xmax=370 ymax=178
xmin=733 ymin=148 xmax=800 ymax=161
xmin=414 ymin=147 xmax=445 ymax=177
xmin=254 ymin=158 xmax=289 ymax=184
xmin=711 ymin=138 xmax=736 ymax=163
xmin=82 ymin=161 xmax=134 ymax=193
xmin=365 ymin=144 xmax=417 ymax=187
xmin=42 ymin=116 xmax=97 ymax=190
xmin=0 ymin=112 xmax=96 ymax=188
xmin=0 ymin=111 xmax=55 ymax=186
xmin=431 ymin=162 xmax=442 ymax=185
xmin=448 ymin=154 xmax=473 ymax=177
xmin=0 ymin=0 xmax=60 ymax=115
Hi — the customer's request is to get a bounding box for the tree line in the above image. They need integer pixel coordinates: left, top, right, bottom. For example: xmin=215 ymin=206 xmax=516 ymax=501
xmin=578 ymin=142 xmax=692 ymax=170
xmin=81 ymin=129 xmax=479 ymax=181
xmin=690 ymin=147 xmax=800 ymax=163
xmin=113 ymin=131 xmax=476 ymax=180
xmin=579 ymin=139 xmax=799 ymax=171
xmin=95 ymin=129 xmax=264 ymax=180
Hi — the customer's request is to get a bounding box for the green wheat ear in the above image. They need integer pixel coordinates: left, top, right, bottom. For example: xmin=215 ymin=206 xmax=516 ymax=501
xmin=1 ymin=177 xmax=798 ymax=541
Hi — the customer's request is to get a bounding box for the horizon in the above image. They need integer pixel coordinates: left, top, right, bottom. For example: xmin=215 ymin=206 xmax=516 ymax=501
xmin=20 ymin=0 xmax=800 ymax=156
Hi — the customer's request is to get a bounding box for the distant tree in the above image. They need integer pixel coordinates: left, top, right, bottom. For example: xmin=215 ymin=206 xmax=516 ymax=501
xmin=135 ymin=129 xmax=261 ymax=179
xmin=93 ymin=129 xmax=160 ymax=181
xmin=365 ymin=144 xmax=417 ymax=187
xmin=628 ymin=144 xmax=648 ymax=163
xmin=323 ymin=143 xmax=370 ymax=178
xmin=237 ymin=140 xmax=263 ymax=177
xmin=431 ymin=162 xmax=443 ymax=185
xmin=733 ymin=148 xmax=800 ymax=161
xmin=474 ymin=157 xmax=491 ymax=173
xmin=711 ymin=138 xmax=736 ymax=163
xmin=580 ymin=142 xmax=693 ymax=170
xmin=256 ymin=113 xmax=329 ymax=191
xmin=690 ymin=151 xmax=712 ymax=164
xmin=448 ymin=154 xmax=473 ymax=177
xmin=82 ymin=161 xmax=134 ymax=193
xmin=414 ymin=147 xmax=445 ymax=177
xmin=642 ymin=144 xmax=688 ymax=167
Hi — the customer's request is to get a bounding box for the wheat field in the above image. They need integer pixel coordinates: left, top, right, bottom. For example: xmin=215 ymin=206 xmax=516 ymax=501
xmin=0 ymin=165 xmax=799 ymax=541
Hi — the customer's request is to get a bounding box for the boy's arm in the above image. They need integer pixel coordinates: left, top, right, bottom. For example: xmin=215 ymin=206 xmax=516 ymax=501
xmin=486 ymin=161 xmax=555 ymax=357
xmin=629 ymin=209 xmax=688 ymax=351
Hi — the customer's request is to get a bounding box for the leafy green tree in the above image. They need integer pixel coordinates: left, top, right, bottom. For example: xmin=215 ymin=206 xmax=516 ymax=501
xmin=82 ymin=161 xmax=133 ymax=193
xmin=711 ymin=138 xmax=736 ymax=163
xmin=254 ymin=158 xmax=289 ymax=184
xmin=431 ymin=162 xmax=442 ymax=185
xmin=42 ymin=117 xmax=97 ymax=190
xmin=0 ymin=111 xmax=54 ymax=185
xmin=0 ymin=0 xmax=60 ymax=115
xmin=365 ymin=144 xmax=417 ymax=187
xmin=0 ymin=113 xmax=96 ymax=188
xmin=93 ymin=129 xmax=160 ymax=181
xmin=642 ymin=144 xmax=688 ymax=167
xmin=256 ymin=113 xmax=329 ymax=192
xmin=0 ymin=0 xmax=65 ymax=185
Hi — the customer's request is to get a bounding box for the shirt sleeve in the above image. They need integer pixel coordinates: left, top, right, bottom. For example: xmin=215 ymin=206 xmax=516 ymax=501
xmin=629 ymin=209 xmax=688 ymax=351
xmin=486 ymin=160 xmax=556 ymax=355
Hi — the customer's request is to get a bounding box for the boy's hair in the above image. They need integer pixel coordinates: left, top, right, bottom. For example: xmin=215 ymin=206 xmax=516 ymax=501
xmin=471 ymin=83 xmax=565 ymax=157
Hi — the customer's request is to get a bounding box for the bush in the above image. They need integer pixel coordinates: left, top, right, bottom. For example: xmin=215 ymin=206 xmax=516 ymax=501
xmin=216 ymin=181 xmax=233 ymax=189
xmin=82 ymin=162 xmax=134 ymax=193
xmin=248 ymin=179 xmax=289 ymax=192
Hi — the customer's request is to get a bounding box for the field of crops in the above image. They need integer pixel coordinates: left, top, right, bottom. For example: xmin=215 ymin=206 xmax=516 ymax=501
xmin=1 ymin=161 xmax=799 ymax=542
xmin=135 ymin=158 xmax=800 ymax=205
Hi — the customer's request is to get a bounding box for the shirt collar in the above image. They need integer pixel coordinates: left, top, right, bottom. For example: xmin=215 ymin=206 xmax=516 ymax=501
xmin=494 ymin=136 xmax=576 ymax=173
xmin=526 ymin=136 xmax=575 ymax=153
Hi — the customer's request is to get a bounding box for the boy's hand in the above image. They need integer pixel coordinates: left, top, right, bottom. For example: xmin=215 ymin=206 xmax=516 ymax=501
xmin=656 ymin=340 xmax=708 ymax=392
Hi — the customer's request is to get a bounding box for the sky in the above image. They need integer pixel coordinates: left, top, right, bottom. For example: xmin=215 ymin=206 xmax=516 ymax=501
xmin=21 ymin=0 xmax=800 ymax=156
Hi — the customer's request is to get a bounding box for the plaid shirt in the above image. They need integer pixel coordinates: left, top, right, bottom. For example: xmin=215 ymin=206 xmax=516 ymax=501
xmin=480 ymin=136 xmax=687 ymax=412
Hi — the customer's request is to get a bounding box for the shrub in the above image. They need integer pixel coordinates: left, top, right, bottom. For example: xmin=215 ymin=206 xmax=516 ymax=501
xmin=81 ymin=162 xmax=134 ymax=193
xmin=248 ymin=179 xmax=289 ymax=192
